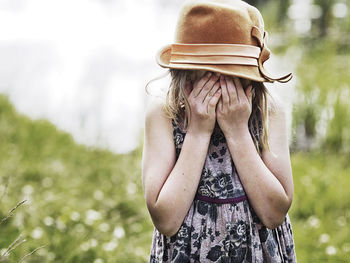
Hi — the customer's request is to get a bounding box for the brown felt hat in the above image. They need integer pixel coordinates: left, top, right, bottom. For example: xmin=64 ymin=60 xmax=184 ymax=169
xmin=156 ymin=0 xmax=292 ymax=83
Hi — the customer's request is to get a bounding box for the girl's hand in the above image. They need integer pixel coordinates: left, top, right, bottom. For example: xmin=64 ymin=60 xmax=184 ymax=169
xmin=216 ymin=76 xmax=253 ymax=138
xmin=185 ymin=72 xmax=222 ymax=136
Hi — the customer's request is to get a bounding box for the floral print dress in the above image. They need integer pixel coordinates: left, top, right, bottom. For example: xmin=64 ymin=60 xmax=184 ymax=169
xmin=149 ymin=116 xmax=297 ymax=263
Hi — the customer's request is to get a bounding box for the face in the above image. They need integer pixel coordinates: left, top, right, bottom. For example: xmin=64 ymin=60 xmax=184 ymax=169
xmin=187 ymin=70 xmax=207 ymax=83
xmin=187 ymin=70 xmax=253 ymax=90
xmin=240 ymin=78 xmax=253 ymax=90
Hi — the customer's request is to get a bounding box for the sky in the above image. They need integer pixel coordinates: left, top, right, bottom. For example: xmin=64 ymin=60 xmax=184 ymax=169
xmin=0 ymin=0 xmax=295 ymax=153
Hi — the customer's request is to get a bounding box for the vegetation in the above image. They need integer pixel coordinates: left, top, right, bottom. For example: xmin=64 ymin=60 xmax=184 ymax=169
xmin=1 ymin=1 xmax=349 ymax=262
xmin=1 ymin=92 xmax=349 ymax=262
xmin=0 ymin=95 xmax=151 ymax=262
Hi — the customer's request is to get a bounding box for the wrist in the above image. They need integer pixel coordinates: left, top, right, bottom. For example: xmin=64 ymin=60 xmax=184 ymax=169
xmin=224 ymin=126 xmax=250 ymax=142
xmin=186 ymin=127 xmax=213 ymax=140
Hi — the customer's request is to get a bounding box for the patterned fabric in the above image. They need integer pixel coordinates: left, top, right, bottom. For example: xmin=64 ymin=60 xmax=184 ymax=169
xmin=149 ymin=116 xmax=297 ymax=262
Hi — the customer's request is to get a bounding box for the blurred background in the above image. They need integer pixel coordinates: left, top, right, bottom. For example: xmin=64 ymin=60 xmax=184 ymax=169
xmin=0 ymin=0 xmax=349 ymax=262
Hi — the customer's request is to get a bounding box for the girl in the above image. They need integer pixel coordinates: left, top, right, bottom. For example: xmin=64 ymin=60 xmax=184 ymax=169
xmin=142 ymin=0 xmax=297 ymax=262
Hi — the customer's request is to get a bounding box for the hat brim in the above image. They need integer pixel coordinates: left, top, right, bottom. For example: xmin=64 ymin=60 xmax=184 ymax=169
xmin=156 ymin=45 xmax=270 ymax=83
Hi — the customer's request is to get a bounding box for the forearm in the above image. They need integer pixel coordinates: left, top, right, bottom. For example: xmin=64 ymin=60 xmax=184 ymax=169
xmin=226 ymin=128 xmax=291 ymax=229
xmin=153 ymin=131 xmax=211 ymax=236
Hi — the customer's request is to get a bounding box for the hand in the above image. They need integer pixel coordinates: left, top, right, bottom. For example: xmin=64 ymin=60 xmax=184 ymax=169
xmin=184 ymin=72 xmax=222 ymax=136
xmin=216 ymin=76 xmax=253 ymax=138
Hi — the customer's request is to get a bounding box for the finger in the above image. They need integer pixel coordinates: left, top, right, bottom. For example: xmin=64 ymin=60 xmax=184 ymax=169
xmin=220 ymin=76 xmax=230 ymax=107
xmin=184 ymin=81 xmax=192 ymax=98
xmin=225 ymin=76 xmax=238 ymax=104
xmin=203 ymin=80 xmax=220 ymax=105
xmin=245 ymin=84 xmax=253 ymax=105
xmin=233 ymin=77 xmax=246 ymax=103
xmin=198 ymin=73 xmax=220 ymax=102
xmin=193 ymin=71 xmax=212 ymax=97
xmin=217 ymin=97 xmax=223 ymax=112
xmin=208 ymin=88 xmax=222 ymax=114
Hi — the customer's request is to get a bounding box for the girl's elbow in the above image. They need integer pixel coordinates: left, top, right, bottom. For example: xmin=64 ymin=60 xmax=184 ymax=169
xmin=261 ymin=208 xmax=289 ymax=229
xmin=159 ymin=224 xmax=180 ymax=238
xmin=146 ymin=201 xmax=181 ymax=238
xmin=266 ymin=195 xmax=293 ymax=229
xmin=263 ymin=216 xmax=286 ymax=229
xmin=153 ymin=219 xmax=181 ymax=237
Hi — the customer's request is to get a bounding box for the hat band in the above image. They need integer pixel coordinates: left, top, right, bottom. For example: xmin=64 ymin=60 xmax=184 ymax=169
xmin=169 ymin=43 xmax=260 ymax=66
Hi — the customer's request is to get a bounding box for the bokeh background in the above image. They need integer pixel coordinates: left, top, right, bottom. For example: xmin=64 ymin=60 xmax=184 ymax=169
xmin=0 ymin=0 xmax=349 ymax=262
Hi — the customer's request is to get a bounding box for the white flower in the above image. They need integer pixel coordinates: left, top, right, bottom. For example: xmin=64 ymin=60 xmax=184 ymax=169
xmin=102 ymin=240 xmax=118 ymax=251
xmin=99 ymin=223 xmax=110 ymax=232
xmin=94 ymin=190 xmax=104 ymax=201
xmin=56 ymin=218 xmax=66 ymax=231
xmin=336 ymin=216 xmax=346 ymax=227
xmin=45 ymin=192 xmax=55 ymax=201
xmin=80 ymin=241 xmax=90 ymax=251
xmin=326 ymin=246 xmax=337 ymax=255
xmin=135 ymin=247 xmax=146 ymax=256
xmin=47 ymin=252 xmax=55 ymax=261
xmin=31 ymin=227 xmax=43 ymax=239
xmin=342 ymin=243 xmax=350 ymax=253
xmin=44 ymin=216 xmax=54 ymax=226
xmin=85 ymin=209 xmax=102 ymax=225
xmin=22 ymin=185 xmax=34 ymax=195
xmin=307 ymin=215 xmax=320 ymax=228
xmin=50 ymin=160 xmax=65 ymax=174
xmin=319 ymin=233 xmax=330 ymax=243
xmin=113 ymin=226 xmax=125 ymax=239
xmin=75 ymin=223 xmax=85 ymax=233
xmin=90 ymin=239 xmax=98 ymax=247
xmin=127 ymin=183 xmax=137 ymax=195
xmin=70 ymin=211 xmax=81 ymax=221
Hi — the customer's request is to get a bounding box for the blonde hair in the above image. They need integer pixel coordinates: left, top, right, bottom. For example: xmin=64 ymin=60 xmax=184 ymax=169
xmin=163 ymin=69 xmax=273 ymax=155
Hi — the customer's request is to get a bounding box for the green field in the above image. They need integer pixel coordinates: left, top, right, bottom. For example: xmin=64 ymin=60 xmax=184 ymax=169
xmin=0 ymin=93 xmax=349 ymax=262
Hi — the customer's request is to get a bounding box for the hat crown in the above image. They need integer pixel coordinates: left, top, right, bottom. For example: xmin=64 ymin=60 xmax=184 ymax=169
xmin=175 ymin=0 xmax=264 ymax=46
xmin=155 ymin=0 xmax=293 ymax=83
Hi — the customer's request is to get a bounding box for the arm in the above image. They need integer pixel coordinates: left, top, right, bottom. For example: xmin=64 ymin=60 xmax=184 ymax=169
xmin=217 ymin=76 xmax=293 ymax=229
xmin=142 ymin=72 xmax=221 ymax=237
xmin=226 ymin=98 xmax=293 ymax=229
xmin=142 ymin=98 xmax=211 ymax=237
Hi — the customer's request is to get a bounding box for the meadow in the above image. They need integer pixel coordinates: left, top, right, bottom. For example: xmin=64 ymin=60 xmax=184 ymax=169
xmin=1 ymin=10 xmax=350 ymax=262
xmin=0 ymin=86 xmax=349 ymax=262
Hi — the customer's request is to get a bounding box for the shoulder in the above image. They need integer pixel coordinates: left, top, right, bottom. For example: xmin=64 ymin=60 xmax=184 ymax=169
xmin=267 ymin=91 xmax=286 ymax=119
xmin=264 ymin=89 xmax=290 ymax=144
xmin=145 ymin=96 xmax=168 ymax=123
xmin=144 ymin=96 xmax=173 ymax=135
xmin=265 ymin=89 xmax=289 ymax=136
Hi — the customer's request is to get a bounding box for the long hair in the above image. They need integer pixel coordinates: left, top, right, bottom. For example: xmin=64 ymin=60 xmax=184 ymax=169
xmin=163 ymin=69 xmax=274 ymax=155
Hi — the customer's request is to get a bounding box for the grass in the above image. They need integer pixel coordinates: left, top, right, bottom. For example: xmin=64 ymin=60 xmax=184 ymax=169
xmin=0 ymin=94 xmax=153 ymax=262
xmin=1 ymin=94 xmax=349 ymax=262
xmin=290 ymin=151 xmax=350 ymax=262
